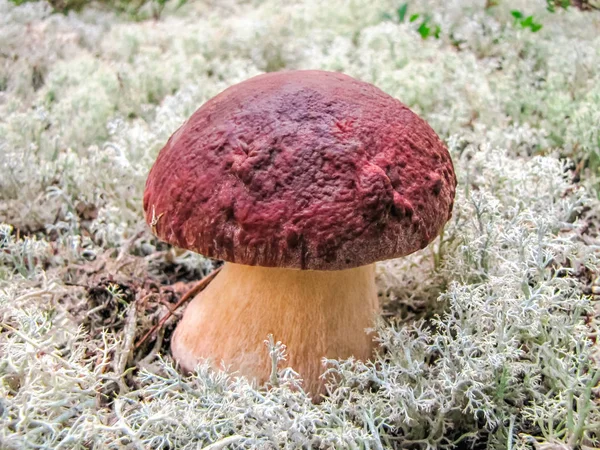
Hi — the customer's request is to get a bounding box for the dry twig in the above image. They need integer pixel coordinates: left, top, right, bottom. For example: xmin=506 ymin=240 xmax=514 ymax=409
xmin=134 ymin=268 xmax=222 ymax=350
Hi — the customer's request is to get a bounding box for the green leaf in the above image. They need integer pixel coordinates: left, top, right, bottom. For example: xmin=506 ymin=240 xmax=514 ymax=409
xmin=417 ymin=21 xmax=431 ymax=39
xmin=511 ymin=10 xmax=523 ymax=19
xmin=397 ymin=3 xmax=408 ymax=22
xmin=530 ymin=22 xmax=543 ymax=32
xmin=409 ymin=13 xmax=420 ymax=22
xmin=433 ymin=25 xmax=441 ymax=39
xmin=521 ymin=15 xmax=534 ymax=27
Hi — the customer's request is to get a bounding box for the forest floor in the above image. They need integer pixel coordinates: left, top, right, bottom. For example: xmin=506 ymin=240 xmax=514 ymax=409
xmin=1 ymin=0 xmax=599 ymax=448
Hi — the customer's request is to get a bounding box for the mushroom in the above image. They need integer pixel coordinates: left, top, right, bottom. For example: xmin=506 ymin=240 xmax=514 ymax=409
xmin=143 ymin=70 xmax=456 ymax=397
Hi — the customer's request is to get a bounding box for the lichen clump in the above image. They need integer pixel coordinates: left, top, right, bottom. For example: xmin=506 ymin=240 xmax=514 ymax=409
xmin=0 ymin=0 xmax=599 ymax=449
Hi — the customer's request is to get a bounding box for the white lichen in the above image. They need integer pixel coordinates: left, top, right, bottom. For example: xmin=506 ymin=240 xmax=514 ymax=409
xmin=0 ymin=0 xmax=598 ymax=448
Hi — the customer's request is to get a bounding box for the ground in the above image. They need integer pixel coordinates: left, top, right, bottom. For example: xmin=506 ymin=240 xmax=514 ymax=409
xmin=0 ymin=0 xmax=599 ymax=448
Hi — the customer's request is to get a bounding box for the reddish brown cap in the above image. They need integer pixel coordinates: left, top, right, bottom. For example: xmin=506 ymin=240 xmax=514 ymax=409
xmin=143 ymin=70 xmax=456 ymax=270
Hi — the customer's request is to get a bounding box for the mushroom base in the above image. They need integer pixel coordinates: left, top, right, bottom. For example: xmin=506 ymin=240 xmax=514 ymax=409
xmin=171 ymin=262 xmax=379 ymax=398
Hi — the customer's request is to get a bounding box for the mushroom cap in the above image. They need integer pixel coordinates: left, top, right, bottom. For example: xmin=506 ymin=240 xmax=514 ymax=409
xmin=143 ymin=70 xmax=456 ymax=270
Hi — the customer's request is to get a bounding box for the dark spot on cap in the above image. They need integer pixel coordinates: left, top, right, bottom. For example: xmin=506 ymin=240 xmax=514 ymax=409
xmin=432 ymin=178 xmax=443 ymax=196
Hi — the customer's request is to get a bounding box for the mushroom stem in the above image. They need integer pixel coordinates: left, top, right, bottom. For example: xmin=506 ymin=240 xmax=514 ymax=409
xmin=171 ymin=262 xmax=379 ymax=397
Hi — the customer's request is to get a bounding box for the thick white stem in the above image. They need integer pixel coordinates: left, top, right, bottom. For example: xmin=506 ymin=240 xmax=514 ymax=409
xmin=171 ymin=262 xmax=379 ymax=397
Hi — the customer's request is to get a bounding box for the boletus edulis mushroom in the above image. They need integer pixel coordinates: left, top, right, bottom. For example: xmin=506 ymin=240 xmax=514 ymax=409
xmin=143 ymin=70 xmax=456 ymax=398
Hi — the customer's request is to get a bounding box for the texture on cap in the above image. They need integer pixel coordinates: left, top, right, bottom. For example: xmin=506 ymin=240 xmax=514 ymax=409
xmin=143 ymin=70 xmax=456 ymax=270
